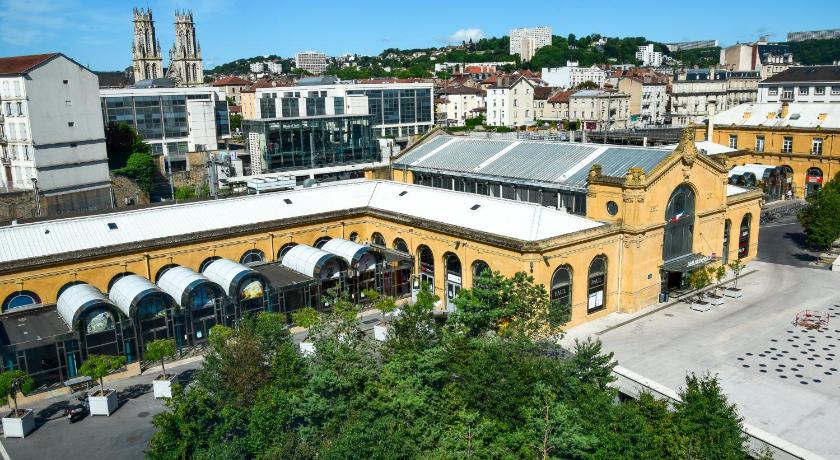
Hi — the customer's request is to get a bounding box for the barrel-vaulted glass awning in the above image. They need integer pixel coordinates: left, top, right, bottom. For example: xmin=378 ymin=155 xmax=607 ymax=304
xmin=56 ymin=283 xmax=118 ymax=330
xmin=202 ymin=258 xmax=267 ymax=298
xmin=109 ymin=275 xmax=172 ymax=317
xmin=156 ymin=266 xmax=220 ymax=308
xmin=661 ymin=253 xmax=716 ymax=273
xmin=321 ymin=238 xmax=381 ymax=271
xmin=281 ymin=244 xmax=346 ymax=280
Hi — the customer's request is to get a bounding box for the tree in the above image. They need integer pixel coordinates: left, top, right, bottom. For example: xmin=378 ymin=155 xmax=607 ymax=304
xmin=569 ymin=337 xmax=616 ymax=390
xmin=79 ymin=355 xmax=126 ymax=393
xmin=688 ymin=269 xmax=711 ymax=303
xmin=706 ymin=264 xmax=727 ymax=297
xmin=0 ymin=370 xmax=33 ymax=416
xmin=145 ymin=339 xmax=177 ymax=377
xmin=229 ymin=114 xmax=242 ymax=133
xmin=574 ymin=81 xmax=600 ymax=90
xmin=675 ymin=372 xmax=746 ymax=459
xmin=798 ymin=188 xmax=840 ymax=249
xmin=727 ymin=259 xmax=745 ymax=290
xmin=291 ymin=307 xmax=320 ymax=330
xmin=104 ymin=122 xmax=150 ymax=169
xmin=114 ymin=151 xmax=155 ymax=194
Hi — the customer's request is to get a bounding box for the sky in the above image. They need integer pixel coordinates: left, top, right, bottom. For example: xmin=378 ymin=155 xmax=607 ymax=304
xmin=1 ymin=0 xmax=840 ymax=71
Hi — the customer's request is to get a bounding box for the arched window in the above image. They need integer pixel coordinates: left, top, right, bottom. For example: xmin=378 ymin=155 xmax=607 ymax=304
xmin=371 ymin=232 xmax=386 ymax=247
xmin=57 ymin=281 xmax=85 ymax=299
xmin=240 ymin=249 xmax=265 ymax=266
xmin=663 ymin=184 xmax=696 ymax=261
xmin=199 ymin=256 xmax=221 ymax=273
xmin=738 ymin=214 xmax=752 ymax=259
xmin=155 ymin=264 xmax=179 ymax=282
xmin=393 ymin=238 xmax=409 ymax=254
xmin=85 ymin=307 xmax=116 ymax=334
xmin=277 ymin=242 xmax=298 ymax=261
xmin=806 ymin=167 xmax=824 ymax=197
xmin=444 ymin=252 xmax=462 ymax=302
xmin=2 ymin=291 xmax=41 ymax=311
xmin=722 ymin=219 xmax=731 ymax=264
xmin=108 ymin=272 xmax=135 ymax=291
xmin=587 ymin=256 xmax=607 ymax=314
xmin=348 ymin=231 xmax=359 ymax=242
xmin=191 ymin=285 xmax=218 ymax=310
xmin=417 ymin=245 xmax=435 ymax=288
xmin=314 ymin=236 xmax=332 ymax=249
xmin=471 ymin=260 xmax=491 ymax=287
xmin=550 ymin=265 xmax=573 ymax=322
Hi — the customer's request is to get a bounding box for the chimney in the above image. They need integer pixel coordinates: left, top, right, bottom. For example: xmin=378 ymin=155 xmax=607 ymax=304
xmin=706 ymin=97 xmax=717 ymax=141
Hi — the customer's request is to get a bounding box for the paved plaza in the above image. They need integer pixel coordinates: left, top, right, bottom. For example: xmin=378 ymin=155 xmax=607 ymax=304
xmin=563 ymin=259 xmax=840 ymax=458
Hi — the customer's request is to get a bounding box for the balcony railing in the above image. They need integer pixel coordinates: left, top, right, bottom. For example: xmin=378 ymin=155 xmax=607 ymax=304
xmin=0 ymin=134 xmax=6 ymax=145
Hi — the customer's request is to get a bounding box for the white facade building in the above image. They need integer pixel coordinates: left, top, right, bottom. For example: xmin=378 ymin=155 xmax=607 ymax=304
xmin=486 ymin=76 xmax=537 ymax=127
xmin=787 ymin=29 xmax=840 ymax=42
xmin=250 ymin=62 xmax=265 ymax=74
xmin=254 ymin=82 xmax=434 ymax=138
xmin=295 ymin=52 xmax=328 ymax=75
xmin=266 ymin=61 xmax=283 ymax=74
xmin=569 ymin=90 xmax=630 ymax=131
xmin=437 ymin=86 xmax=485 ymax=126
xmin=100 ymin=85 xmax=230 ymax=159
xmin=635 ymin=44 xmax=663 ymax=67
xmin=541 ymin=62 xmax=607 ymax=89
xmin=758 ymin=66 xmax=840 ymax=104
xmin=0 ymin=53 xmax=112 ymax=213
xmin=509 ymin=27 xmax=552 ymax=61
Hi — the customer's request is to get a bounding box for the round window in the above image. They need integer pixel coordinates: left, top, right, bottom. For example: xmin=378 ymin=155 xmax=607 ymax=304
xmin=606 ymin=201 xmax=618 ymax=216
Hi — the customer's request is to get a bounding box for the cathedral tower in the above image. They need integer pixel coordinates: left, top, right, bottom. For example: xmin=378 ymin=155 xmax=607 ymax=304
xmin=130 ymin=8 xmax=163 ymax=82
xmin=166 ymin=10 xmax=204 ymax=86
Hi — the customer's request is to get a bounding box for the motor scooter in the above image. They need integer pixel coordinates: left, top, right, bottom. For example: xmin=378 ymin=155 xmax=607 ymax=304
xmin=64 ymin=393 xmax=89 ymax=423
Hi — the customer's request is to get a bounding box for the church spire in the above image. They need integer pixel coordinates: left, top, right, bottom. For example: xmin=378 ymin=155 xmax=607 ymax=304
xmin=166 ymin=9 xmax=204 ymax=86
xmin=130 ymin=7 xmax=164 ymax=82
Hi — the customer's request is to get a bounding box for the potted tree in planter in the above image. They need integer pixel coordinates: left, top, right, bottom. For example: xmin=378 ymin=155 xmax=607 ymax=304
xmin=145 ymin=339 xmax=177 ymax=399
xmin=704 ymin=264 xmax=727 ymax=306
xmin=725 ymin=259 xmax=745 ymax=298
xmin=0 ymin=370 xmax=34 ymax=438
xmin=688 ymin=269 xmax=711 ymax=312
xmin=291 ymin=307 xmax=320 ymax=356
xmin=79 ymin=355 xmax=126 ymax=416
xmin=363 ymin=289 xmax=398 ymax=342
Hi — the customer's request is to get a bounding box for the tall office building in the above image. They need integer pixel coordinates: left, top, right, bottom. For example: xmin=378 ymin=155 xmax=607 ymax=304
xmin=130 ymin=8 xmax=164 ymax=82
xmin=509 ymin=27 xmax=552 ymax=61
xmin=166 ymin=10 xmax=204 ymax=86
xmin=787 ymin=29 xmax=840 ymax=42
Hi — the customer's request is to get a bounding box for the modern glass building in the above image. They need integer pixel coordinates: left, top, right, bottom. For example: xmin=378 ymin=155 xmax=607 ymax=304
xmin=242 ymin=114 xmax=380 ymax=173
xmin=254 ymin=82 xmax=434 ymax=138
xmin=100 ymin=86 xmax=230 ymax=158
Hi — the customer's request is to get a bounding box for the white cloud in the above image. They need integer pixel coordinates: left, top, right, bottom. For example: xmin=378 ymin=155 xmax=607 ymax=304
xmin=449 ymin=28 xmax=484 ymax=44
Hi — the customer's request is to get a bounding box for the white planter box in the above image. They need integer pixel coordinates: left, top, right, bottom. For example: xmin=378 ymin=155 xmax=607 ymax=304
xmin=723 ymin=288 xmax=743 ymax=299
xmin=706 ymin=295 xmax=725 ymax=306
xmin=373 ymin=323 xmax=390 ymax=341
xmin=2 ymin=409 xmax=35 ymax=438
xmin=153 ymin=376 xmax=173 ymax=399
xmin=299 ymin=340 xmax=315 ymax=356
xmin=89 ymin=390 xmax=118 ymax=416
xmin=691 ymin=301 xmax=711 ymax=312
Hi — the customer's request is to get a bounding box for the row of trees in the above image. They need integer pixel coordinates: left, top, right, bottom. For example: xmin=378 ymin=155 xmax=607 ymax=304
xmin=799 ymin=171 xmax=840 ymax=249
xmin=148 ymin=271 xmax=750 ymax=459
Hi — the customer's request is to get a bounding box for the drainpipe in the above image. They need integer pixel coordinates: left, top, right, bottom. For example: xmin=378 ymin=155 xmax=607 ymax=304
xmin=706 ymin=97 xmax=716 ymax=142
xmin=616 ymin=233 xmax=624 ymax=313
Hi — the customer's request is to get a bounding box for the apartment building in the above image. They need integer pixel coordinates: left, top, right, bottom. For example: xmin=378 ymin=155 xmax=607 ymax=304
xmin=437 ymin=86 xmax=485 ymax=126
xmin=635 ymin=44 xmax=663 ymax=67
xmin=212 ymin=76 xmax=250 ymax=105
xmin=0 ymin=53 xmax=112 ymax=214
xmin=617 ymin=77 xmax=668 ymax=126
xmin=758 ymin=66 xmax=840 ymax=103
xmin=295 ymin=51 xmax=328 ymax=75
xmin=509 ymin=26 xmax=552 ymax=61
xmin=670 ymin=69 xmax=759 ymax=125
xmin=486 ymin=76 xmax=538 ymax=127
xmin=720 ymin=41 xmax=794 ymax=79
xmin=542 ymin=62 xmax=607 ymax=89
xmin=569 ymin=90 xmax=630 ymax=131
xmin=787 ymin=29 xmax=840 ymax=42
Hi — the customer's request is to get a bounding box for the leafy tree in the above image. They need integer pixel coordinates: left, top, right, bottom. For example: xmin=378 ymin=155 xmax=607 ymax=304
xmin=291 ymin=306 xmax=319 ymax=330
xmin=727 ymin=259 xmax=745 ymax=290
xmin=145 ymin=339 xmax=177 ymax=377
xmin=114 ymin=151 xmax=155 ymax=194
xmin=464 ymin=114 xmax=485 ymax=130
xmin=799 ymin=172 xmax=840 ymax=249
xmin=569 ymin=337 xmax=616 ymax=390
xmin=79 ymin=355 xmax=126 ymax=393
xmin=104 ymin=122 xmax=150 ymax=169
xmin=574 ymin=81 xmax=600 ymax=90
xmin=524 ymin=383 xmax=596 ymax=459
xmin=674 ymin=372 xmax=747 ymax=459
xmin=388 ymin=281 xmax=439 ymax=354
xmin=688 ymin=268 xmax=711 ymax=303
xmin=229 ymin=113 xmax=242 ymax=132
xmin=0 ymin=370 xmax=33 ymax=416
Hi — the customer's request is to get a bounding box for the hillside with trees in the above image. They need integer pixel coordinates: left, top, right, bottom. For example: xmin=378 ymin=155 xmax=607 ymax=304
xmin=148 ymin=272 xmax=749 ymax=459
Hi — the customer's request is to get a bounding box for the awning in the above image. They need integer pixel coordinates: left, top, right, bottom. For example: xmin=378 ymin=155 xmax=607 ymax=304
xmin=56 ymin=283 xmax=117 ymax=330
xmin=281 ymin=244 xmax=345 ymax=279
xmin=661 ymin=253 xmax=716 ymax=273
xmin=321 ymin=238 xmax=381 ymax=271
xmin=156 ymin=266 xmax=219 ymax=307
xmin=202 ymin=258 xmax=264 ymax=297
xmin=109 ymin=275 xmax=172 ymax=317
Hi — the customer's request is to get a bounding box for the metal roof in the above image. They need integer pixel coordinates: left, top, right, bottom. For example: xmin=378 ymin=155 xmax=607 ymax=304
xmin=0 ymin=181 xmax=607 ymax=267
xmin=109 ymin=275 xmax=170 ymax=317
xmin=712 ymin=102 xmax=840 ymax=130
xmin=56 ymin=284 xmax=116 ymax=330
xmin=321 ymin=238 xmax=379 ymax=271
xmin=156 ymin=267 xmax=219 ymax=308
xmin=395 ymin=136 xmax=672 ymax=192
xmin=0 ymin=305 xmax=71 ymax=350
xmin=281 ymin=244 xmax=345 ymax=279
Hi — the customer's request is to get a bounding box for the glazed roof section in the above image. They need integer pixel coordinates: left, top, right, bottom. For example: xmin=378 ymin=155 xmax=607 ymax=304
xmin=0 ymin=181 xmax=603 ymax=266
xmin=712 ymin=102 xmax=840 ymax=129
xmin=394 ymin=135 xmax=673 ymax=192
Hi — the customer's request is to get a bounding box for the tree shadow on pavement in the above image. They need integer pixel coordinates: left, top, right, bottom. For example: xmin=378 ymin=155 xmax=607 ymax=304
xmin=116 ymin=384 xmax=152 ymax=409
xmin=33 ymin=399 xmax=75 ymax=429
xmin=784 ymin=231 xmax=814 ymax=251
xmin=175 ymin=368 xmax=198 ymax=386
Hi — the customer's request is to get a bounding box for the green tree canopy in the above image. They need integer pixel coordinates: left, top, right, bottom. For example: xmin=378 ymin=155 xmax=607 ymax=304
xmin=104 ymin=122 xmax=150 ymax=170
xmin=79 ymin=355 xmax=126 ymax=393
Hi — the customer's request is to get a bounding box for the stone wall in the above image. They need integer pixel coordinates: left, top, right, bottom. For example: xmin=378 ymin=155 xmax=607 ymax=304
xmin=0 ymin=190 xmax=37 ymax=224
xmin=112 ymin=174 xmax=150 ymax=207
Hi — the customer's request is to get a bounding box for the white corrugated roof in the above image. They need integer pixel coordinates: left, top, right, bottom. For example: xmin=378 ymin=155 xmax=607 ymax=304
xmin=109 ymin=275 xmax=167 ymax=317
xmin=695 ymin=141 xmax=736 ymax=156
xmin=56 ymin=283 xmax=114 ymax=329
xmin=0 ymin=181 xmax=604 ymax=266
xmin=726 ymin=184 xmax=750 ymax=196
xmin=712 ymin=102 xmax=840 ymax=129
xmin=156 ymin=266 xmax=215 ymax=307
xmin=202 ymin=259 xmax=256 ymax=297
xmin=729 ymin=163 xmax=778 ymax=178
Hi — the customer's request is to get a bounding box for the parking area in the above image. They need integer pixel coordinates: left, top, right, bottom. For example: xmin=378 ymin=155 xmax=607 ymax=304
xmin=563 ymin=260 xmax=840 ymax=458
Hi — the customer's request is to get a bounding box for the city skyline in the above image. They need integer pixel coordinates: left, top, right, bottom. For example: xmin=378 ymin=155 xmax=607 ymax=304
xmin=0 ymin=0 xmax=839 ymax=71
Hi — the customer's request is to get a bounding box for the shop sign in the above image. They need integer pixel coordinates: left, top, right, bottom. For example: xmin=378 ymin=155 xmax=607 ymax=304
xmin=807 ymin=176 xmax=823 ymax=184
xmin=686 ymin=255 xmax=711 ymax=268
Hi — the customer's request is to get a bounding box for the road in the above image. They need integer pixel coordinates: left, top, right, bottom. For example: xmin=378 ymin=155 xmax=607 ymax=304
xmin=756 ymin=215 xmax=823 ymax=268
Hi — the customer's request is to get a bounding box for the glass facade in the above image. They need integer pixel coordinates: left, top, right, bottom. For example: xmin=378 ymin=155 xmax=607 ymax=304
xmin=242 ymin=115 xmax=380 ymax=173
xmin=347 ymin=87 xmax=432 ymax=136
xmin=215 ymin=101 xmax=230 ymax=136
